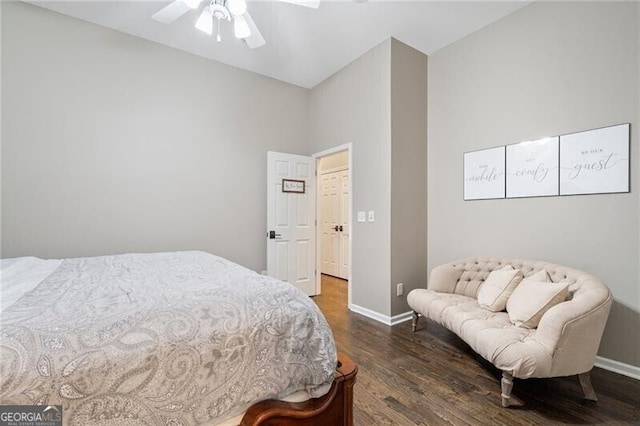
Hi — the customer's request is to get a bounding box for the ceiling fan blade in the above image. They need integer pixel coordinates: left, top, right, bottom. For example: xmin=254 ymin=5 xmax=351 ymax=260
xmin=242 ymin=13 xmax=266 ymax=49
xmin=278 ymin=0 xmax=321 ymax=9
xmin=152 ymin=0 xmax=191 ymax=24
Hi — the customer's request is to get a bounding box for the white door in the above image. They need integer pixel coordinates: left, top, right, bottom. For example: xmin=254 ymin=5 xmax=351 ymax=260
xmin=267 ymin=151 xmax=316 ymax=296
xmin=320 ymin=173 xmax=340 ymax=276
xmin=319 ymin=169 xmax=349 ymax=280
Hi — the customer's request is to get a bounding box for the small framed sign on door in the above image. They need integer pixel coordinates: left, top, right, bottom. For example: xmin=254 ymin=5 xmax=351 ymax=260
xmin=282 ymin=179 xmax=305 ymax=193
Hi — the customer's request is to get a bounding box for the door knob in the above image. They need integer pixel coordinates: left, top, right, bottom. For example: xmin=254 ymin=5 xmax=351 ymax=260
xmin=339 ymin=225 xmax=343 ymax=232
xmin=334 ymin=225 xmax=339 ymax=232
xmin=268 ymin=230 xmax=282 ymax=239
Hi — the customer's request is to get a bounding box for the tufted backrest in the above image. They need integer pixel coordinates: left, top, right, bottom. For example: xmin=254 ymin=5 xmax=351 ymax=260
xmin=429 ymin=256 xmax=586 ymax=299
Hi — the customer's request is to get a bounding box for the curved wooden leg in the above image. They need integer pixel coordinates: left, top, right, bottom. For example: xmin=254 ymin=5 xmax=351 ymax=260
xmin=578 ymin=372 xmax=598 ymax=402
xmin=500 ymin=372 xmax=523 ymax=408
xmin=501 ymin=372 xmax=514 ymax=407
xmin=411 ymin=311 xmax=420 ymax=332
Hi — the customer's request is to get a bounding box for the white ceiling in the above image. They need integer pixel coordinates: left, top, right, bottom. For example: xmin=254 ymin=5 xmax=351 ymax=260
xmin=26 ymin=0 xmax=531 ymax=88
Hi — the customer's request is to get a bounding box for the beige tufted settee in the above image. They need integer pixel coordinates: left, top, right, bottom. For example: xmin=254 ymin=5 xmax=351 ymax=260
xmin=407 ymin=256 xmax=612 ymax=407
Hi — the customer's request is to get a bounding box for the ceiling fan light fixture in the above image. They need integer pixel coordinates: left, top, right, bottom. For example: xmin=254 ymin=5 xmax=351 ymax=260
xmin=233 ymin=15 xmax=251 ymax=39
xmin=152 ymin=0 xmax=267 ymax=48
xmin=210 ymin=3 xmax=231 ymax=21
xmin=183 ymin=0 xmax=202 ymax=9
xmin=226 ymin=0 xmax=247 ymax=16
xmin=195 ymin=8 xmax=213 ymax=35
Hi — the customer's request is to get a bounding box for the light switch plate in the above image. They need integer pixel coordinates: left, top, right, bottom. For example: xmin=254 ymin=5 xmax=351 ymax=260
xmin=357 ymin=211 xmax=366 ymax=223
xmin=368 ymin=210 xmax=375 ymax=222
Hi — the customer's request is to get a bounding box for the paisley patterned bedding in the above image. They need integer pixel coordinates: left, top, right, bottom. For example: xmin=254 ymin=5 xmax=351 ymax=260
xmin=0 ymin=251 xmax=337 ymax=425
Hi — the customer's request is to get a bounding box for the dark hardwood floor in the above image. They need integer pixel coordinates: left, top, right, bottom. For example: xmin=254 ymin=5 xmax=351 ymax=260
xmin=313 ymin=274 xmax=640 ymax=425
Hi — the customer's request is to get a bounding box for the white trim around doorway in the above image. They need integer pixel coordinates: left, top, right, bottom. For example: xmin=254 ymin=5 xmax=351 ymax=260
xmin=312 ymin=143 xmax=353 ymax=307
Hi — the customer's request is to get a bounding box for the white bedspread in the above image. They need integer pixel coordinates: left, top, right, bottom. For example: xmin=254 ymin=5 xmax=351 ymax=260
xmin=0 ymin=251 xmax=337 ymax=425
xmin=0 ymin=256 xmax=62 ymax=312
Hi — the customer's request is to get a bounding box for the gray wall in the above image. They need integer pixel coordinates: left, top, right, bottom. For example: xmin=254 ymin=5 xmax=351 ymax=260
xmin=428 ymin=1 xmax=639 ymax=367
xmin=310 ymin=40 xmax=392 ymax=316
xmin=0 ymin=0 xmax=3 ymax=249
xmin=390 ymin=39 xmax=428 ymax=317
xmin=310 ymin=38 xmax=428 ymax=319
xmin=1 ymin=2 xmax=309 ymax=271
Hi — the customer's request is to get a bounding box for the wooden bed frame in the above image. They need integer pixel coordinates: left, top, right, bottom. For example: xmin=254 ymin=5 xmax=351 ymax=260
xmin=240 ymin=353 xmax=357 ymax=426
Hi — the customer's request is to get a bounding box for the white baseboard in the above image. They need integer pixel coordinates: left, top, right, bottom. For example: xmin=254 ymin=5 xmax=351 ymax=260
xmin=595 ymin=356 xmax=640 ymax=381
xmin=348 ymin=303 xmax=413 ymax=326
xmin=390 ymin=310 xmax=414 ymax=326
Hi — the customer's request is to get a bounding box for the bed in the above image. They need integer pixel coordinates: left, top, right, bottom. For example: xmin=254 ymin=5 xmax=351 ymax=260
xmin=0 ymin=251 xmax=356 ymax=425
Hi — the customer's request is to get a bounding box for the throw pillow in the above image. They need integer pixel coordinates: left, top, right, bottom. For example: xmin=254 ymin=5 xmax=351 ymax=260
xmin=523 ymin=269 xmax=550 ymax=283
xmin=507 ymin=281 xmax=569 ymax=328
xmin=477 ymin=266 xmax=523 ymax=312
xmin=428 ymin=264 xmax=463 ymax=293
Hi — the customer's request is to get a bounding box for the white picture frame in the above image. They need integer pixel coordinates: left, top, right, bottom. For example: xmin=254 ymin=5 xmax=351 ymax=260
xmin=463 ymin=146 xmax=505 ymax=200
xmin=559 ymin=123 xmax=630 ymax=195
xmin=506 ymin=137 xmax=559 ymax=198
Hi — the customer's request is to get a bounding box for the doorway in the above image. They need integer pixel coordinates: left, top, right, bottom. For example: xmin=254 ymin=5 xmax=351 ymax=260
xmin=313 ymin=144 xmax=351 ymax=302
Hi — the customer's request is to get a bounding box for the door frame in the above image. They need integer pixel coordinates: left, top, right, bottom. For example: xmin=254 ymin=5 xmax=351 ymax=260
xmin=312 ymin=143 xmax=352 ymax=305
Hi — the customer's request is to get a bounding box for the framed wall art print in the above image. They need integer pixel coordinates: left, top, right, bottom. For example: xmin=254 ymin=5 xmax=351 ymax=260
xmin=506 ymin=136 xmax=559 ymax=198
xmin=464 ymin=146 xmax=506 ymax=200
xmin=559 ymin=123 xmax=630 ymax=196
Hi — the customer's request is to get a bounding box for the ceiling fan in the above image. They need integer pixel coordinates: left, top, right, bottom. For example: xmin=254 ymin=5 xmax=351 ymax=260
xmin=152 ymin=0 xmax=321 ymax=49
